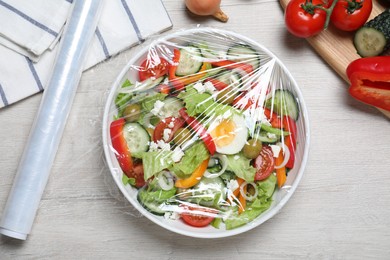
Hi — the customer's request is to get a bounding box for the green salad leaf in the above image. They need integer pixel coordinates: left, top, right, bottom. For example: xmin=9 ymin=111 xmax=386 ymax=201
xmin=178 ymin=86 xmax=214 ymax=117
xmin=225 ymin=153 xmax=257 ymax=182
xmin=115 ymin=79 xmax=134 ymax=117
xmin=168 ymin=141 xmax=209 ymax=178
xmin=135 ymin=151 xmax=173 ymax=181
xmin=224 ymin=174 xmax=276 ymax=230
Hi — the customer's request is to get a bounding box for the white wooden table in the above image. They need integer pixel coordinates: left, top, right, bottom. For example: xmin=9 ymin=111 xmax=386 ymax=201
xmin=1 ymin=1 xmax=389 ymax=258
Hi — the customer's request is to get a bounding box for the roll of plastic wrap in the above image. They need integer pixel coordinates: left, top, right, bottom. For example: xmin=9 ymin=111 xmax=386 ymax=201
xmin=0 ymin=0 xmax=103 ymax=240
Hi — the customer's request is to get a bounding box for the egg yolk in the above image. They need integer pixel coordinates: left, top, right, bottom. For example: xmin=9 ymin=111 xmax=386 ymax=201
xmin=210 ymin=119 xmax=236 ymax=147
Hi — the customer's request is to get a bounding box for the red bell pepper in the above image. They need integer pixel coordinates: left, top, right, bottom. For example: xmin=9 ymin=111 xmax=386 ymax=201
xmin=210 ymin=60 xmax=254 ymax=75
xmin=179 ymin=108 xmax=216 ymax=155
xmin=205 ymin=78 xmax=229 ymax=90
xmin=110 ymin=118 xmax=133 ymax=174
xmin=346 ymin=57 xmax=390 ymax=111
xmin=263 ymin=108 xmax=282 ymax=128
xmin=110 ymin=118 xmax=145 ymax=187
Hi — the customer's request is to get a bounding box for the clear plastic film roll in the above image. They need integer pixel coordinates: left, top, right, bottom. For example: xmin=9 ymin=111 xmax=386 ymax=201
xmin=0 ymin=0 xmax=103 ymax=240
xmin=102 ymin=28 xmax=310 ymax=237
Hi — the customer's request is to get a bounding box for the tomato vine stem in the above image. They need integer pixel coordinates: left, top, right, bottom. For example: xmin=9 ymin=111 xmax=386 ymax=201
xmin=302 ymin=0 xmax=340 ymax=30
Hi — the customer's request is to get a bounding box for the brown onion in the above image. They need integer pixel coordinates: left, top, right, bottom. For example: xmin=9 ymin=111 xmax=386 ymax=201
xmin=185 ymin=0 xmax=229 ymax=22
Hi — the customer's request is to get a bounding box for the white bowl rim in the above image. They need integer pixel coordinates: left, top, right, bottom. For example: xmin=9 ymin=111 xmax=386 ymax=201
xmin=102 ymin=27 xmax=311 ymax=239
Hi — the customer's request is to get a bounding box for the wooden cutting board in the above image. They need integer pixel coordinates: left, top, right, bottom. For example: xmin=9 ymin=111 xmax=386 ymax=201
xmin=279 ymin=0 xmax=390 ymax=118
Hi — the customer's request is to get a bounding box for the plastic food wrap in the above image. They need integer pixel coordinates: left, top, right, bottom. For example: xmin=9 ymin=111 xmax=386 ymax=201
xmin=103 ymin=28 xmax=310 ymax=238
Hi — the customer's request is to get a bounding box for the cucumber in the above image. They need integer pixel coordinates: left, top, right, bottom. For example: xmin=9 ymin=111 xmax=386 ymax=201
xmin=122 ymin=123 xmax=150 ymax=153
xmin=175 ymin=46 xmax=203 ymax=76
xmin=215 ymin=70 xmax=242 ymax=90
xmin=266 ymin=89 xmax=299 ymax=121
xmin=253 ymin=132 xmax=278 ymax=143
xmin=189 ymin=177 xmax=226 ymax=207
xmin=354 ymin=9 xmax=390 ymax=57
xmin=132 ymin=76 xmax=165 ymax=92
xmin=227 ymin=44 xmax=260 ymax=71
xmin=159 ymin=97 xmax=184 ymax=118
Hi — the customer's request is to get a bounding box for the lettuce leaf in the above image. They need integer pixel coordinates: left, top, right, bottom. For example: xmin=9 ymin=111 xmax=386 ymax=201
xmin=136 ymin=151 xmax=173 ymax=181
xmin=225 ymin=153 xmax=257 ymax=182
xmin=178 ymin=87 xmax=214 ymax=117
xmin=140 ymin=92 xmax=167 ymax=111
xmin=168 ymin=141 xmax=209 ymax=178
xmin=224 ymin=174 xmax=276 ymax=230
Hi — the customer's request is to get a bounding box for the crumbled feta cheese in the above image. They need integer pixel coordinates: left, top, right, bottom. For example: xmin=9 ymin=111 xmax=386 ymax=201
xmin=267 ymin=133 xmax=277 ymax=139
xmin=156 ymin=140 xmax=171 ymax=151
xmin=269 ymin=144 xmax=281 ymax=158
xmin=168 ymin=121 xmax=175 ymax=128
xmin=163 ymin=128 xmax=172 ymax=142
xmin=227 ymin=179 xmax=239 ymax=192
xmin=164 ymin=211 xmax=180 ymax=220
xmin=234 ymin=155 xmax=240 ymax=160
xmin=193 ymin=82 xmax=205 ymax=93
xmin=149 ymin=141 xmax=158 ymax=151
xmin=171 ymin=146 xmax=185 ymax=162
xmin=151 ymin=100 xmax=165 ymax=116
xmin=204 ymin=81 xmax=216 ymax=93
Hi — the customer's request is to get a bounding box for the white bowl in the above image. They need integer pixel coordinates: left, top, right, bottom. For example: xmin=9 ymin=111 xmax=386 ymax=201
xmin=102 ymin=28 xmax=310 ymax=238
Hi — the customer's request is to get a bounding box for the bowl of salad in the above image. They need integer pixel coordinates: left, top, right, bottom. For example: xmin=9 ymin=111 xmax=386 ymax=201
xmin=103 ymin=28 xmax=310 ymax=238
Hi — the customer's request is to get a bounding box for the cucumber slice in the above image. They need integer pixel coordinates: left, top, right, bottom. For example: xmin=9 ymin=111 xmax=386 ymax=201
xmin=132 ymin=76 xmax=165 ymax=93
xmin=354 ymin=27 xmax=387 ymax=57
xmin=176 ymin=46 xmax=203 ymax=76
xmin=215 ymin=70 xmax=242 ymax=90
xmin=354 ymin=9 xmax=390 ymax=57
xmin=227 ymin=44 xmax=260 ymax=71
xmin=159 ymin=97 xmax=184 ymax=118
xmin=253 ymin=132 xmax=278 ymax=144
xmin=122 ymin=123 xmax=150 ymax=153
xmin=189 ymin=177 xmax=226 ymax=207
xmin=266 ymin=89 xmax=299 ymax=121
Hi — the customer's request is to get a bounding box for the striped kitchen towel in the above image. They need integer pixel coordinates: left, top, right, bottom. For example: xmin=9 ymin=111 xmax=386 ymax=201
xmin=0 ymin=0 xmax=172 ymax=108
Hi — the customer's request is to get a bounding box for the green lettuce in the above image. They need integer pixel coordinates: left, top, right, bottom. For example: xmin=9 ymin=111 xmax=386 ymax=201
xmin=135 ymin=151 xmax=173 ymax=181
xmin=178 ymin=86 xmax=241 ymax=118
xmin=177 ymin=86 xmax=214 ymax=117
xmin=140 ymin=92 xmax=167 ymax=111
xmin=224 ymin=174 xmax=277 ymax=230
xmin=225 ymin=153 xmax=257 ymax=182
xmin=168 ymin=141 xmax=209 ymax=178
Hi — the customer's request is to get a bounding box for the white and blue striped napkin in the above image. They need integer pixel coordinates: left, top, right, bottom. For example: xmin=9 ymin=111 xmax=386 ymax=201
xmin=0 ymin=0 xmax=172 ymax=108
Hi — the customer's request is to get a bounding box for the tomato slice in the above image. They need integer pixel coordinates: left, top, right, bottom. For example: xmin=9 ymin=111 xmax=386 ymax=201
xmin=153 ymin=117 xmax=185 ymax=143
xmin=138 ymin=57 xmax=170 ymax=81
xmin=180 ymin=206 xmax=215 ymax=228
xmin=132 ymin=163 xmax=146 ymax=188
xmin=254 ymin=145 xmax=275 ymax=181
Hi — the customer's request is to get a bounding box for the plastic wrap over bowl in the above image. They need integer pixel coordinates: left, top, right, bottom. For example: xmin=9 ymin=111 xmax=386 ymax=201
xmin=102 ymin=28 xmax=310 ymax=238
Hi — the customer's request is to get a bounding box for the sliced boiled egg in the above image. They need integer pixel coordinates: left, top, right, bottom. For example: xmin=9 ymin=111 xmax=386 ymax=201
xmin=207 ymin=114 xmax=248 ymax=154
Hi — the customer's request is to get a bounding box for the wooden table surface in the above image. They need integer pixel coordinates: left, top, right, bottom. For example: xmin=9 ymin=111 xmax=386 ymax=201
xmin=1 ymin=1 xmax=389 ymax=259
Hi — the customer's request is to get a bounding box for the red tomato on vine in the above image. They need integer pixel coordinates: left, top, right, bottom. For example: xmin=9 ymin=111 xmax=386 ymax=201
xmin=330 ymin=0 xmax=372 ymax=31
xmin=284 ymin=0 xmax=328 ymax=38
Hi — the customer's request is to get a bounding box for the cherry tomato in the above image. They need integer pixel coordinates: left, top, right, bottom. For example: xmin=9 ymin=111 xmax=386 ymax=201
xmin=138 ymin=57 xmax=170 ymax=81
xmin=180 ymin=206 xmax=215 ymax=227
xmin=254 ymin=146 xmax=275 ymax=181
xmin=285 ymin=0 xmax=327 ymax=38
xmin=153 ymin=117 xmax=185 ymax=143
xmin=330 ymin=0 xmax=372 ymax=31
